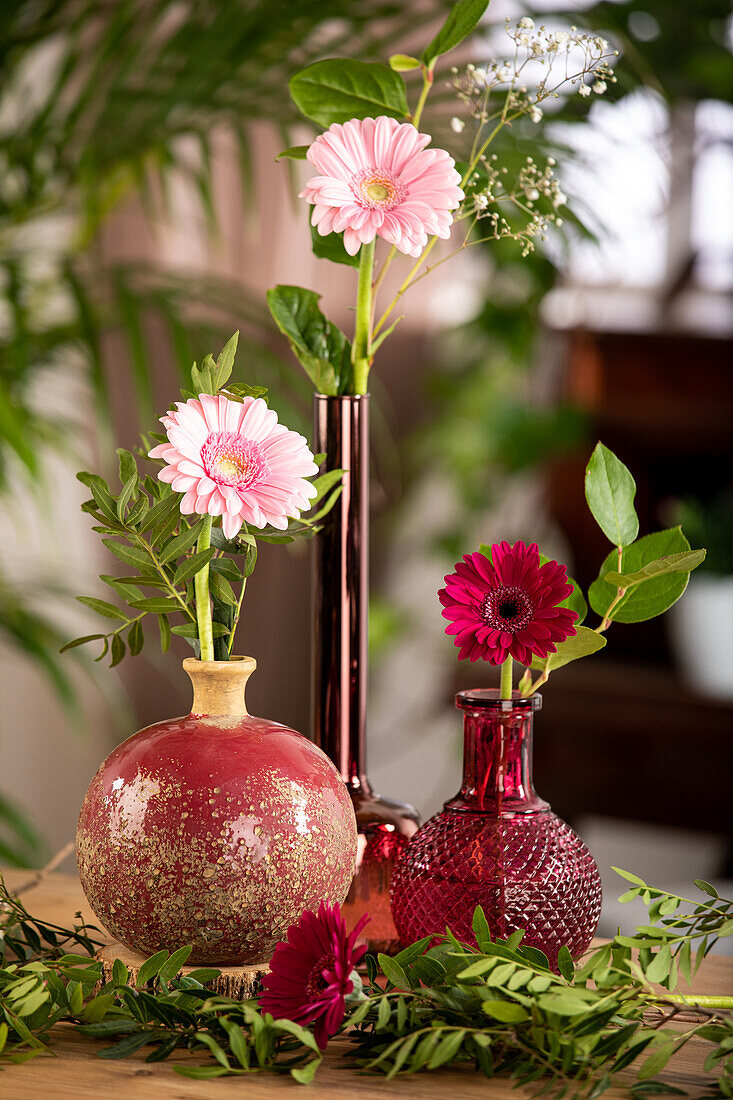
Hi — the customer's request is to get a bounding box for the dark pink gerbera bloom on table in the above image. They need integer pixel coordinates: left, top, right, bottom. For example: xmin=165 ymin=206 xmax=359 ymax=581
xmin=439 ymin=540 xmax=578 ymax=666
xmin=259 ymin=902 xmax=369 ymax=1049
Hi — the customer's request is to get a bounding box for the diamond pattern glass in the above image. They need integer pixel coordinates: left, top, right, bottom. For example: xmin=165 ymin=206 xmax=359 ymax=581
xmin=390 ymin=690 xmax=602 ymax=968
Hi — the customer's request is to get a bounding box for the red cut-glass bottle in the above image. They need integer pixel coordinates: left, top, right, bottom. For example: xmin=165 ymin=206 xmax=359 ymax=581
xmin=390 ymin=690 xmax=602 ymax=968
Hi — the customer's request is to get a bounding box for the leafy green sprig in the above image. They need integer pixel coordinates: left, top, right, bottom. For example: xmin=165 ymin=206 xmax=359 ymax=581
xmin=514 ymin=442 xmax=706 ymax=695
xmin=62 ymin=333 xmax=342 ymax=665
xmin=2 ymin=873 xmax=732 ymax=1093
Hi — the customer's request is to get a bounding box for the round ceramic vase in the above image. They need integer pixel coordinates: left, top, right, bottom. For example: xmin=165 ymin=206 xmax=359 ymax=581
xmin=76 ymin=657 xmax=358 ymax=964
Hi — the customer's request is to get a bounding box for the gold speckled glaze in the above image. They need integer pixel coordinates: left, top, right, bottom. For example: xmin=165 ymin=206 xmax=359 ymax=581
xmin=76 ymin=658 xmax=357 ymax=964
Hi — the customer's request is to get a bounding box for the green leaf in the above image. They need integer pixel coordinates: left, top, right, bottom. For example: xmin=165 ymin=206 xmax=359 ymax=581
xmin=605 ymin=549 xmax=706 ymax=588
xmin=136 ymin=950 xmax=169 ymax=986
xmin=225 ymin=382 xmax=269 ymax=402
xmin=389 ymin=53 xmax=421 ymax=71
xmin=102 ymin=539 xmax=151 ymax=571
xmin=589 ymin=528 xmax=692 ymax=623
xmin=427 ymin=1029 xmax=466 ymax=1069
xmin=481 ymin=1000 xmax=529 ymax=1023
xmin=75 ymin=595 xmax=128 ymax=622
xmin=266 ymin=285 xmax=351 ymax=394
xmin=116 ymin=473 xmax=139 ymax=521
xmin=127 ymin=619 xmax=144 ymax=656
xmin=110 ymin=633 xmax=125 ymax=667
xmin=173 ymin=548 xmax=216 ymax=586
xmin=157 ymin=945 xmax=192 ymax=985
xmin=585 ymin=442 xmax=639 ymax=546
xmin=557 ymin=945 xmax=575 ymax=982
xmin=422 ymin=0 xmax=490 ymax=65
xmin=117 ymin=449 xmax=138 ymax=485
xmin=694 ymin=879 xmax=719 ymax=898
xmin=289 ymin=59 xmax=409 ymax=127
xmin=276 ymin=144 xmax=309 ymax=161
xmin=129 ymin=597 xmax=183 ymax=614
xmin=378 ymin=954 xmax=409 ymax=990
xmin=159 ymin=519 xmax=205 ymax=565
xmin=139 ymin=493 xmax=181 ymax=534
xmin=310 ymin=222 xmax=360 ymax=269
xmin=529 ymin=625 xmax=606 ymax=674
xmin=214 ymin=331 xmax=239 ymax=392
xmin=472 ymin=905 xmax=492 ymax=951
xmin=637 ymin=1041 xmax=675 ymax=1080
xmin=614 ymin=868 xmax=647 ymax=886
xmin=157 ymin=615 xmax=171 ymax=654
xmin=645 ymin=945 xmax=672 ymax=983
xmin=291 ymin=1058 xmax=321 ymax=1084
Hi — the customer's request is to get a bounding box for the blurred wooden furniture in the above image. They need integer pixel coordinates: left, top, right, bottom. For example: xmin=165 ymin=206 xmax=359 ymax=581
xmin=2 ymin=867 xmax=732 ymax=1098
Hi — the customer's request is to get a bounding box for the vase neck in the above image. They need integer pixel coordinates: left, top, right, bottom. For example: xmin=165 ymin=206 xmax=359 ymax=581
xmin=183 ymin=656 xmax=256 ymax=718
xmin=446 ymin=691 xmax=547 ymax=814
xmin=312 ymin=395 xmax=370 ymax=791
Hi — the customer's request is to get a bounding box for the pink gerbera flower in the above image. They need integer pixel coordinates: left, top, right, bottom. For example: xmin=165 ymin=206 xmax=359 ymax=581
xmin=439 ymin=541 xmax=578 ymax=666
xmin=259 ymin=902 xmax=369 ymax=1050
xmin=300 ymin=116 xmax=464 ymax=257
xmin=148 ymin=394 xmax=318 ymax=539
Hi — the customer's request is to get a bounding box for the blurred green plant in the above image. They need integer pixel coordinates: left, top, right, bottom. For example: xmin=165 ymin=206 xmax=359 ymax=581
xmin=0 ymin=0 xmax=457 ymax=862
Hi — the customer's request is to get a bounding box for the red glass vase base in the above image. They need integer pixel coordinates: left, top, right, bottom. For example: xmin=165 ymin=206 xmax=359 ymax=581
xmin=343 ymin=790 xmax=420 ymax=955
xmin=390 ymin=690 xmax=602 ymax=969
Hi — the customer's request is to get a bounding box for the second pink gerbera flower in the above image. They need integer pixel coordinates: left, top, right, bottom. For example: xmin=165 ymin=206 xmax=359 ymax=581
xmin=301 ymin=116 xmax=464 ymax=257
xmin=439 ymin=541 xmax=578 ymax=666
xmin=148 ymin=394 xmax=318 ymax=539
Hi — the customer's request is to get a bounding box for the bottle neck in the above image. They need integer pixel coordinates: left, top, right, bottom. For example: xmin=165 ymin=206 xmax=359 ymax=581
xmin=183 ymin=656 xmax=255 ymax=717
xmin=447 ymin=704 xmax=547 ymax=814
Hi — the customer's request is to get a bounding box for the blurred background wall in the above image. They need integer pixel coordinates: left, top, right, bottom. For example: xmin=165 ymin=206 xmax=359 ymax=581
xmin=1 ymin=0 xmax=731 ymax=940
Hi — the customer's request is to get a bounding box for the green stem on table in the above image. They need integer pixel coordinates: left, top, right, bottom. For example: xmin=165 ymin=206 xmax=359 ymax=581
xmin=665 ymin=994 xmax=733 ymax=1010
xmin=194 ymin=515 xmax=214 ymax=661
xmin=352 ymin=239 xmax=375 ymax=394
xmin=500 ymin=655 xmax=513 ymax=700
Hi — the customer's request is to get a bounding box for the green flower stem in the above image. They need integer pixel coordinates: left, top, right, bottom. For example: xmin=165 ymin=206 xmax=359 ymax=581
xmin=500 ymin=655 xmax=513 ymax=700
xmin=194 ymin=515 xmax=214 ymax=661
xmin=352 ymin=239 xmax=375 ymax=394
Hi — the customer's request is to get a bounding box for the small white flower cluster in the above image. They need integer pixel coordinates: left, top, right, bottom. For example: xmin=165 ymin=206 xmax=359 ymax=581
xmin=449 ymin=17 xmax=618 ymax=122
xmin=468 ymin=155 xmax=566 ymax=257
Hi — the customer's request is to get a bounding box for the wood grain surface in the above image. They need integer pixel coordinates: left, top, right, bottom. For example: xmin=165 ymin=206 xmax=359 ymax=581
xmin=2 ymin=868 xmax=732 ymax=1099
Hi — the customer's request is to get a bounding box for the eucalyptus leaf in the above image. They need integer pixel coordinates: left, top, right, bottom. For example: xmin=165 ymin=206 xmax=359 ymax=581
xmin=75 ymin=597 xmax=128 ymax=622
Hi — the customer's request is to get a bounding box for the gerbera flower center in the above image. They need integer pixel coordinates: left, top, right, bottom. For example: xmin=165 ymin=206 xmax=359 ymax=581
xmin=200 ymin=431 xmax=269 ymax=490
xmin=352 ymin=168 xmax=406 ymax=210
xmin=305 ymin=953 xmax=335 ymax=998
xmin=482 ymin=585 xmax=534 ymax=633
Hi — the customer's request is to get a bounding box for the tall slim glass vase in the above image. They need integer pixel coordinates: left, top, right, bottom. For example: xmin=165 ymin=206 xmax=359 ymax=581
xmin=312 ymin=394 xmax=420 ymax=953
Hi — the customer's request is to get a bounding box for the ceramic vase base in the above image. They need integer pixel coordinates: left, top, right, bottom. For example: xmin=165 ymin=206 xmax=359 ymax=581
xmin=96 ymin=942 xmax=269 ymax=1000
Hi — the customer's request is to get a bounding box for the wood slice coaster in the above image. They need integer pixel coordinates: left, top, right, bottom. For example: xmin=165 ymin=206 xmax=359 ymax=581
xmin=96 ymin=942 xmax=269 ymax=1000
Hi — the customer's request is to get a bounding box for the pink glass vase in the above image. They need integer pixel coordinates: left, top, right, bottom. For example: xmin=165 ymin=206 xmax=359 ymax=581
xmin=312 ymin=395 xmax=420 ymax=954
xmin=390 ymin=690 xmax=602 ymax=967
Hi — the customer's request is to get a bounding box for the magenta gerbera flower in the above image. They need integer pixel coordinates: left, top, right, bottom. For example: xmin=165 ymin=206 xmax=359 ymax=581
xmin=300 ymin=116 xmax=464 ymax=257
xmin=439 ymin=541 xmax=578 ymax=666
xmin=148 ymin=393 xmax=318 ymax=539
xmin=259 ymin=902 xmax=369 ymax=1049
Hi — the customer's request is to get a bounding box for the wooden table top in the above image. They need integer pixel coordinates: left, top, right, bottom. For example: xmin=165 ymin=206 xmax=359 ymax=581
xmin=2 ymin=868 xmax=732 ymax=1099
